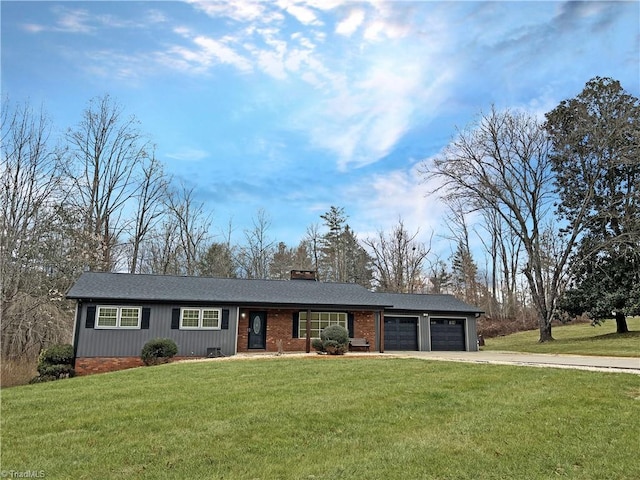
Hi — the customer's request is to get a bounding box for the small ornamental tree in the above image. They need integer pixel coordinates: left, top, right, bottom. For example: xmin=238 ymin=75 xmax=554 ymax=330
xmin=312 ymin=325 xmax=349 ymax=355
xmin=141 ymin=338 xmax=178 ymax=366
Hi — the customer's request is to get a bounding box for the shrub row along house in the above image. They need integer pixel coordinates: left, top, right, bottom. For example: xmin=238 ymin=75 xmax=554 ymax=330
xmin=67 ymin=271 xmax=483 ymax=374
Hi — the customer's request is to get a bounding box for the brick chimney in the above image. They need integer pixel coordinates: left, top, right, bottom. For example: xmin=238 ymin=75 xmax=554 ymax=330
xmin=290 ymin=270 xmax=317 ymax=281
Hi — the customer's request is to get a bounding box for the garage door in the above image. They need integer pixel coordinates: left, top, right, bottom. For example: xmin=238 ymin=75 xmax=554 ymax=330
xmin=384 ymin=317 xmax=418 ymax=350
xmin=430 ymin=319 xmax=466 ymax=351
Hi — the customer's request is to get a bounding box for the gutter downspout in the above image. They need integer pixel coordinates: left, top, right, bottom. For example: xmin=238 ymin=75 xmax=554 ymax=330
xmin=71 ymin=301 xmax=82 ymax=367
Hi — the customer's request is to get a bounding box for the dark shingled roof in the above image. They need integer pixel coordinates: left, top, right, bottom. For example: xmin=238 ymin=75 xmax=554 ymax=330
xmin=66 ymin=272 xmax=391 ymax=309
xmin=67 ymin=273 xmax=483 ymax=314
xmin=373 ymin=292 xmax=483 ymax=314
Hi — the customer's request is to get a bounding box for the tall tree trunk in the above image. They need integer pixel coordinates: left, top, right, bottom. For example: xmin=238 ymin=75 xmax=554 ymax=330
xmin=538 ymin=322 xmax=553 ymax=342
xmin=614 ymin=311 xmax=629 ymax=334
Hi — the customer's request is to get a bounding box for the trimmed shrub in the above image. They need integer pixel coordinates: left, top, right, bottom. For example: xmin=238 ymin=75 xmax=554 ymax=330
xmin=313 ymin=325 xmax=349 ymax=355
xmin=311 ymin=338 xmax=324 ymax=353
xmin=38 ymin=364 xmax=75 ymax=378
xmin=141 ymin=338 xmax=178 ymax=366
xmin=38 ymin=344 xmax=74 ymax=369
xmin=29 ymin=374 xmax=58 ymax=384
xmin=31 ymin=344 xmax=75 ymax=383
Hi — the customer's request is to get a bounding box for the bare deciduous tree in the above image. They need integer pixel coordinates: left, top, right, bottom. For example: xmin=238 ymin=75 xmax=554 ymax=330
xmin=475 ymin=208 xmax=523 ymax=319
xmin=140 ymin=219 xmax=181 ymax=275
xmin=303 ymin=223 xmax=322 ymax=274
xmin=421 ymin=107 xmax=584 ymax=342
xmin=237 ymin=209 xmax=275 ymax=279
xmin=442 ymin=206 xmax=479 ymax=304
xmin=427 ymin=258 xmax=451 ymax=294
xmin=64 ymin=94 xmax=150 ymax=271
xmin=1 ymin=98 xmax=72 ymax=358
xmin=165 ymin=183 xmax=212 ymax=276
xmin=128 ymin=152 xmax=170 ymax=273
xmin=364 ymin=219 xmax=431 ymax=293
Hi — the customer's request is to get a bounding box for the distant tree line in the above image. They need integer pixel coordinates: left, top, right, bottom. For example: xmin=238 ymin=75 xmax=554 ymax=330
xmin=1 ymin=77 xmax=638 ymax=359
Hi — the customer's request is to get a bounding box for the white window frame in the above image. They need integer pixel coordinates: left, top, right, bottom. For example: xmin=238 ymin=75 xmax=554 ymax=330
xmin=95 ymin=306 xmax=141 ymax=329
xmin=180 ymin=307 xmax=222 ymax=330
xmin=298 ymin=311 xmax=348 ymax=339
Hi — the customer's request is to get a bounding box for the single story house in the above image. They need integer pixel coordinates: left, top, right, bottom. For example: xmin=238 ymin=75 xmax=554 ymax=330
xmin=67 ymin=271 xmax=482 ymax=374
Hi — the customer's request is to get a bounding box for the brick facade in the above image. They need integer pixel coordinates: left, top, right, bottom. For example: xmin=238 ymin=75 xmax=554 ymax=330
xmin=352 ymin=311 xmax=377 ymax=347
xmin=76 ymin=309 xmax=379 ymax=374
xmin=75 ymin=357 xmax=145 ymax=375
xmin=237 ymin=308 xmax=377 ymax=353
xmin=74 ymin=356 xmax=196 ymax=375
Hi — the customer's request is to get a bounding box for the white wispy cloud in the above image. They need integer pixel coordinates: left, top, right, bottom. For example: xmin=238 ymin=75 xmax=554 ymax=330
xmin=187 ymin=0 xmax=283 ymax=24
xmin=23 ymin=5 xmax=168 ymax=34
xmin=33 ymin=1 xmax=456 ymax=174
xmin=346 ymin=162 xmax=449 ymax=249
xmin=299 ymin=53 xmax=453 ymax=170
xmin=335 ymin=9 xmax=365 ymax=36
xmin=22 ymin=23 xmax=46 ymax=33
xmin=193 ymin=35 xmax=253 ymax=72
xmin=55 ymin=7 xmax=94 ymax=33
xmin=279 ymin=1 xmax=323 ymax=26
xmin=32 ymin=0 xmax=620 ymax=178
xmin=21 ymin=6 xmax=94 ymax=34
xmin=165 ymin=148 xmax=209 ymax=162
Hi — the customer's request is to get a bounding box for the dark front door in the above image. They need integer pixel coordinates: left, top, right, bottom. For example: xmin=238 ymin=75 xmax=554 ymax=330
xmin=248 ymin=311 xmax=267 ymax=349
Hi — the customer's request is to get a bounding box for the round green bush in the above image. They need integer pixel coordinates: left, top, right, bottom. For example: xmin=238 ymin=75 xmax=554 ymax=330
xmin=320 ymin=324 xmax=349 ymax=355
xmin=33 ymin=343 xmax=76 ymax=382
xmin=38 ymin=344 xmax=74 ymax=371
xmin=141 ymin=338 xmax=178 ymax=366
xmin=321 ymin=325 xmax=349 ymax=344
xmin=311 ymin=338 xmax=324 ymax=353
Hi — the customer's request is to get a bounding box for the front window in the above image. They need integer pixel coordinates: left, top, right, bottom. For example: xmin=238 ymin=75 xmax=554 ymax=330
xmin=180 ymin=308 xmax=221 ymax=329
xmin=299 ymin=311 xmax=347 ymax=339
xmin=96 ymin=306 xmax=141 ymax=329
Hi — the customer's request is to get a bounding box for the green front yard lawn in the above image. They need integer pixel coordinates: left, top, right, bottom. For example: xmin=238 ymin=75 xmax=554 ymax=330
xmin=483 ymin=317 xmax=640 ymax=357
xmin=2 ymin=357 xmax=639 ymax=479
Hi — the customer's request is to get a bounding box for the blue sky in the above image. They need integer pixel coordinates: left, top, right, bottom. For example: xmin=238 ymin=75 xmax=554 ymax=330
xmin=2 ymin=1 xmax=639 ymax=253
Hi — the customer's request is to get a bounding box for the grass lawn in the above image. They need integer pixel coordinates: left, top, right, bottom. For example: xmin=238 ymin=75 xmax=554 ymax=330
xmin=2 ymin=358 xmax=639 ymax=480
xmin=483 ymin=317 xmax=640 ymax=357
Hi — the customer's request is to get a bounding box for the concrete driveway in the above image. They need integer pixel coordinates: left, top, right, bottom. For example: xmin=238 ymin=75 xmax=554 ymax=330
xmin=391 ymin=350 xmax=640 ymax=374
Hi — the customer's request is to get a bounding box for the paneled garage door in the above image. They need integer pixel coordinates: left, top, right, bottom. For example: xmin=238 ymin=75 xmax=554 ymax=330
xmin=384 ymin=317 xmax=418 ymax=350
xmin=430 ymin=318 xmax=466 ymax=351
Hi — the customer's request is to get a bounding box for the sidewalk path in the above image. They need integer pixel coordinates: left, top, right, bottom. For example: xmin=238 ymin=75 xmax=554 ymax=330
xmin=392 ymin=351 xmax=640 ymax=374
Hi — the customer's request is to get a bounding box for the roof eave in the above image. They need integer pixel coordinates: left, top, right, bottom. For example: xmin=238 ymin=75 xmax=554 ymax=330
xmin=65 ymin=295 xmax=390 ymax=310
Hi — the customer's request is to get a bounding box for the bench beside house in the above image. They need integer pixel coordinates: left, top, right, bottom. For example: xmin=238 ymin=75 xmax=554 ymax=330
xmin=349 ymin=338 xmax=370 ymax=352
xmin=67 ymin=272 xmax=483 ymax=375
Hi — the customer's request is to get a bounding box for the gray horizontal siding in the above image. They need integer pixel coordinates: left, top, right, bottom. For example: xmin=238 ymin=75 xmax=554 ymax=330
xmin=76 ymin=303 xmax=238 ymax=357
